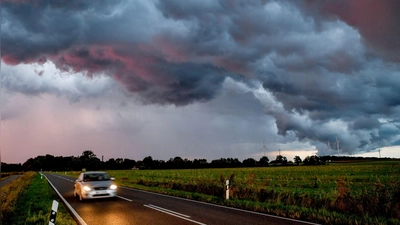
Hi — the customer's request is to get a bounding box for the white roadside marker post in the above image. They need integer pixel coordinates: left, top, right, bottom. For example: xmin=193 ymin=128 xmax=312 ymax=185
xmin=49 ymin=200 xmax=59 ymax=225
xmin=226 ymin=180 xmax=229 ymax=200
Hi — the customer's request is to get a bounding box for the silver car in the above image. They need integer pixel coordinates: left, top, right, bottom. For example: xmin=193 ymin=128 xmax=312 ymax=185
xmin=74 ymin=171 xmax=117 ymax=201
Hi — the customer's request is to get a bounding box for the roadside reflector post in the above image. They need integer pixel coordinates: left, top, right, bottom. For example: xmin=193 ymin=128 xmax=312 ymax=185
xmin=225 ymin=180 xmax=229 ymax=200
xmin=49 ymin=200 xmax=59 ymax=225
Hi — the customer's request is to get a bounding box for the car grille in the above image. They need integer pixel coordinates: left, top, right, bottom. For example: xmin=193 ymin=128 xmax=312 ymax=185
xmin=94 ymin=187 xmax=108 ymax=190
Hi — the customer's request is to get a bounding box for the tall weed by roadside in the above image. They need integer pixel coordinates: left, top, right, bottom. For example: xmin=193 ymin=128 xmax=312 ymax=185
xmin=333 ymin=178 xmax=400 ymax=220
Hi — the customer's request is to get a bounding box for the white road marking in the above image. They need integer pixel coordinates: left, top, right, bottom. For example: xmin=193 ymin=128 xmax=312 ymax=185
xmin=117 ymin=196 xmax=133 ymax=202
xmin=144 ymin=204 xmax=207 ymax=225
xmin=43 ymin=174 xmax=88 ymax=225
xmin=146 ymin=204 xmax=190 ymax=218
xmin=53 ymin=175 xmax=74 ymax=182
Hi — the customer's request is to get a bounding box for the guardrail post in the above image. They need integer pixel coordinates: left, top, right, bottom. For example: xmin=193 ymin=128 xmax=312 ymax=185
xmin=49 ymin=200 xmax=58 ymax=225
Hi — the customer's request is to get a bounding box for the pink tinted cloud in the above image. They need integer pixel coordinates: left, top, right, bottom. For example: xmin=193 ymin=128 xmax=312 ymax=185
xmin=54 ymin=44 xmax=163 ymax=77
xmin=2 ymin=55 xmax=21 ymax=65
xmin=49 ymin=43 xmax=202 ymax=100
xmin=321 ymin=0 xmax=400 ymax=61
xmin=151 ymin=35 xmax=191 ymax=64
xmin=53 ymin=46 xmax=117 ymax=75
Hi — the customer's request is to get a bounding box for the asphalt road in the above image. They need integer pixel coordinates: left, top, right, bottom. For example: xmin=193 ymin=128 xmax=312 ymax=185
xmin=0 ymin=175 xmax=22 ymax=187
xmin=44 ymin=173 xmax=319 ymax=225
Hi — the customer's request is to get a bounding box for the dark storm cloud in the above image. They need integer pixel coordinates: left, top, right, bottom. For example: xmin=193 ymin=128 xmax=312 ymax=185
xmin=2 ymin=0 xmax=231 ymax=105
xmin=350 ymin=117 xmax=381 ymax=130
xmin=261 ymin=64 xmax=400 ymax=152
xmin=2 ymin=0 xmax=108 ymax=63
xmin=2 ymin=0 xmax=400 ymax=154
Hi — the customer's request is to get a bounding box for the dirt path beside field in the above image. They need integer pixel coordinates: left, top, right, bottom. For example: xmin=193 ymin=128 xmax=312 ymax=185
xmin=0 ymin=175 xmax=22 ymax=188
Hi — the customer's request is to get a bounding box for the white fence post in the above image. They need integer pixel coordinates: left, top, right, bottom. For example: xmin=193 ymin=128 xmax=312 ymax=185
xmin=225 ymin=180 xmax=229 ymax=200
xmin=49 ymin=200 xmax=59 ymax=225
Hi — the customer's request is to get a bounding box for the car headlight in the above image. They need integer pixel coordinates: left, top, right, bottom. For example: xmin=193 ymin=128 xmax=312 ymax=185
xmin=83 ymin=186 xmax=91 ymax=191
xmin=110 ymin=184 xmax=117 ymax=190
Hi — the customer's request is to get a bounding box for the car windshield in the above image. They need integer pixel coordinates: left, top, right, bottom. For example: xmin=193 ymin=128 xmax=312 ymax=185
xmin=83 ymin=173 xmax=110 ymax=182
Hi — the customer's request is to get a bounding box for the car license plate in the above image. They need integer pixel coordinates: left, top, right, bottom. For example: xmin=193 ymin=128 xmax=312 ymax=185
xmin=97 ymin=191 xmax=106 ymax=194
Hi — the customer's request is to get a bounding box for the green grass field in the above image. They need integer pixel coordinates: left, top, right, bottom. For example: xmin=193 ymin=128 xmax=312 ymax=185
xmin=62 ymin=161 xmax=400 ymax=224
xmin=109 ymin=161 xmax=400 ymax=224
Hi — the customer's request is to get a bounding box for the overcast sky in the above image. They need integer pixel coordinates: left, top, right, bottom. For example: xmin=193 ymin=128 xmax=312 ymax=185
xmin=2 ymin=0 xmax=400 ymax=164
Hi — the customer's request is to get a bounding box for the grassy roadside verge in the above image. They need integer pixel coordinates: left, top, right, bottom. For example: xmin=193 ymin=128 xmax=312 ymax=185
xmin=1 ymin=172 xmax=76 ymax=225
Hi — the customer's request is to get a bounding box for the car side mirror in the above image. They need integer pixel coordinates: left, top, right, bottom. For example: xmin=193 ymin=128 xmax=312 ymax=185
xmin=111 ymin=177 xmax=115 ymax=181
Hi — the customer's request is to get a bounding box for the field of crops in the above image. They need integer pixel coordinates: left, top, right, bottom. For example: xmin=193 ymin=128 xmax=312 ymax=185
xmin=64 ymin=161 xmax=400 ymax=224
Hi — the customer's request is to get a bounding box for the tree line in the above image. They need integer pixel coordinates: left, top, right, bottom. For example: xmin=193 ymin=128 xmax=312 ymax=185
xmin=1 ymin=150 xmax=321 ymax=172
xmin=2 ymin=150 xmax=389 ymax=172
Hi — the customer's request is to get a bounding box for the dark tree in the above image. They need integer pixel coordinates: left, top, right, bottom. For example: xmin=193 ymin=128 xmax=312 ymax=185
xmin=23 ymin=158 xmax=42 ymax=171
xmin=167 ymin=156 xmax=185 ymax=168
xmin=68 ymin=156 xmax=83 ymax=171
xmin=121 ymin=158 xmax=136 ymax=169
xmin=242 ymin=158 xmax=257 ymax=167
xmin=303 ymin=155 xmax=321 ymax=165
xmin=1 ymin=162 xmax=22 ymax=172
xmin=259 ymin=156 xmax=269 ymax=167
xmin=275 ymin=155 xmax=288 ymax=164
xmin=79 ymin=150 xmax=101 ymax=170
xmin=193 ymin=159 xmax=207 ymax=168
xmin=294 ymin=156 xmax=302 ymax=165
xmin=80 ymin=150 xmax=97 ymax=160
xmin=143 ymin=156 xmax=154 ymax=169
xmin=105 ymin=158 xmax=118 ymax=170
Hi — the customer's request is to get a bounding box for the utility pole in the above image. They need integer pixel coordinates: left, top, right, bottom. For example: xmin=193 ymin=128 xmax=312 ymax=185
xmin=327 ymin=140 xmax=331 ymax=156
xmin=336 ymin=137 xmax=340 ymax=156
xmin=260 ymin=140 xmax=267 ymax=156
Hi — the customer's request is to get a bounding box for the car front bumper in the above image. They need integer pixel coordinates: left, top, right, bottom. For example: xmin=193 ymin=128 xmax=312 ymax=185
xmin=82 ymin=189 xmax=117 ymax=199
